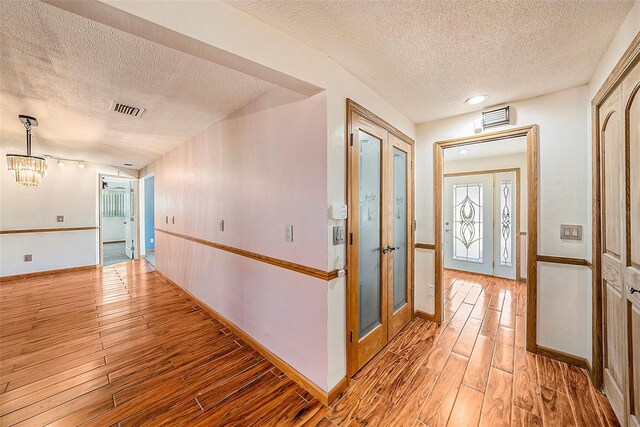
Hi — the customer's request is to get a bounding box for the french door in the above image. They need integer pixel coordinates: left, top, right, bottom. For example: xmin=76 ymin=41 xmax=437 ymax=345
xmin=599 ymin=57 xmax=640 ymax=427
xmin=443 ymin=171 xmax=517 ymax=279
xmin=347 ymin=107 xmax=414 ymax=375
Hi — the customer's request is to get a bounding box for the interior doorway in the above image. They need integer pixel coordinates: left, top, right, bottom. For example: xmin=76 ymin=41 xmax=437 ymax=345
xmin=99 ymin=175 xmax=138 ymax=266
xmin=346 ymin=100 xmax=415 ymax=377
xmin=141 ymin=175 xmax=155 ymax=266
xmin=434 ymin=126 xmax=538 ymax=353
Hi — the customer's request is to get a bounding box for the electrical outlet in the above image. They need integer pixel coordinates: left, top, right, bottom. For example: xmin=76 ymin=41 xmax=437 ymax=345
xmin=56 ymin=215 xmax=64 ymax=222
xmin=24 ymin=254 xmax=32 ymax=262
xmin=150 ymin=238 xmax=154 ymax=243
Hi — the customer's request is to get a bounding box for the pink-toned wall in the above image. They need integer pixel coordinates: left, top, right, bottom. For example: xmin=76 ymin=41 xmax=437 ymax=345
xmin=144 ymin=87 xmax=330 ymax=390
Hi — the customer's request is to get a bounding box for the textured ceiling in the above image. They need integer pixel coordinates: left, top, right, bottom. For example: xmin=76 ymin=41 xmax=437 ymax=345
xmin=225 ymin=0 xmax=634 ymax=123
xmin=0 ymin=0 xmax=274 ymax=168
xmin=444 ymin=136 xmax=526 ymax=162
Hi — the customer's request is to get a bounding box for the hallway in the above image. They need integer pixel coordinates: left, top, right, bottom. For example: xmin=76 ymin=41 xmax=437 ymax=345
xmin=0 ymin=264 xmax=617 ymax=426
xmin=0 ymin=261 xmax=324 ymax=426
xmin=320 ymin=270 xmax=618 ymax=426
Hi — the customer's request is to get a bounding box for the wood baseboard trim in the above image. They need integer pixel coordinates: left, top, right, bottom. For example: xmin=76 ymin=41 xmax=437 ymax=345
xmin=0 ymin=226 xmax=99 ymax=235
xmin=537 ymin=255 xmax=592 ymax=268
xmin=415 ymin=310 xmax=436 ymax=322
xmin=0 ymin=264 xmax=99 ymax=283
xmin=156 ymin=228 xmax=339 ymax=281
xmin=536 ymin=345 xmax=591 ymax=371
xmin=415 ymin=242 xmax=436 ymax=250
xmin=327 ymin=376 xmax=349 ymax=406
xmin=155 ymin=269 xmax=336 ymax=405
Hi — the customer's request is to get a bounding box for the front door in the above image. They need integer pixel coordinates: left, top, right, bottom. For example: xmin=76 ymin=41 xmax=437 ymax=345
xmin=348 ymin=108 xmax=414 ymax=375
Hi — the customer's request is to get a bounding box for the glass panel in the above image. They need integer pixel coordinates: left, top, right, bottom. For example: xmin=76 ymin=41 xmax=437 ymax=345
xmin=453 ymin=183 xmax=483 ymax=263
xmin=393 ymin=148 xmax=407 ymax=311
xmin=358 ymin=130 xmax=382 ymax=336
xmin=499 ymin=180 xmax=513 ymax=267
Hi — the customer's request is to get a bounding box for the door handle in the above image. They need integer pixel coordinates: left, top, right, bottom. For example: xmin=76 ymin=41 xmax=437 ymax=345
xmin=382 ymin=246 xmax=400 ymax=254
xmin=629 ymin=286 xmax=640 ymax=295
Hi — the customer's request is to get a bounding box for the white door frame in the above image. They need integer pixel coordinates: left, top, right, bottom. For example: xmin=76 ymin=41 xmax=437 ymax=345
xmin=98 ymin=173 xmax=140 ymax=265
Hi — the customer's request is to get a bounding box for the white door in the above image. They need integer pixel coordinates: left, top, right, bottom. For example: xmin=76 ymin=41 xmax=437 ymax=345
xmin=444 ymin=174 xmax=494 ymax=275
xmin=493 ymin=171 xmax=517 ymax=279
xmin=124 ymin=180 xmax=135 ymax=259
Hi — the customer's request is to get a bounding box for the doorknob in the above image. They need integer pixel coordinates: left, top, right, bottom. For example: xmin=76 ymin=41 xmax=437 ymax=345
xmin=629 ymin=286 xmax=640 ymax=295
xmin=382 ymin=246 xmax=400 ymax=254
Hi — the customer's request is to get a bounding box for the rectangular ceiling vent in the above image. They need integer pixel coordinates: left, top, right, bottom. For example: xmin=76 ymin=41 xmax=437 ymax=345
xmin=482 ymin=106 xmax=510 ymax=128
xmin=110 ymin=101 xmax=145 ymax=118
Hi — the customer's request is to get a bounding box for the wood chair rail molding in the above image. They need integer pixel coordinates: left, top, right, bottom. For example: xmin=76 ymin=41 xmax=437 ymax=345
xmin=0 ymin=264 xmax=98 ymax=283
xmin=0 ymin=226 xmax=98 ymax=234
xmin=156 ymin=270 xmax=348 ymax=406
xmin=155 ymin=229 xmax=340 ymax=281
xmin=591 ymin=31 xmax=640 ymax=390
xmin=433 ymin=124 xmax=539 ymax=356
xmin=537 ymin=254 xmax=592 ymax=268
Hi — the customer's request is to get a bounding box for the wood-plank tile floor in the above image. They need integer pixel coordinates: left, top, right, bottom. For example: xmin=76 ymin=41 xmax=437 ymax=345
xmin=0 ymin=262 xmax=619 ymax=426
xmin=318 ymin=269 xmax=620 ymax=427
xmin=0 ymin=260 xmax=325 ymax=426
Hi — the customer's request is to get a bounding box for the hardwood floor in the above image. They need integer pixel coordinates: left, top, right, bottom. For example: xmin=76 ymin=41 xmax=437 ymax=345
xmin=319 ymin=269 xmax=619 ymax=427
xmin=0 ymin=260 xmax=325 ymax=426
xmin=0 ymin=264 xmax=618 ymax=426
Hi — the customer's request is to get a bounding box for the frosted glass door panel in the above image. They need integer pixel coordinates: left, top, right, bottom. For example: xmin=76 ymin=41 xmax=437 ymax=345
xmin=392 ymin=148 xmax=408 ymax=311
xmin=358 ymin=130 xmax=382 ymax=337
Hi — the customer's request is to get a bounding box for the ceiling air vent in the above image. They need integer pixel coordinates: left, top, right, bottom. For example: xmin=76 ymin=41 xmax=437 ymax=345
xmin=482 ymin=106 xmax=510 ymax=128
xmin=110 ymin=101 xmax=145 ymax=118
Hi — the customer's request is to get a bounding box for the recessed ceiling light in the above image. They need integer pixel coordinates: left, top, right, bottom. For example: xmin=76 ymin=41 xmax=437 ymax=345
xmin=465 ymin=95 xmax=488 ymax=105
xmin=57 ymin=160 xmax=65 ymax=167
xmin=459 ymin=149 xmax=470 ymax=154
xmin=78 ymin=162 xmax=85 ymax=169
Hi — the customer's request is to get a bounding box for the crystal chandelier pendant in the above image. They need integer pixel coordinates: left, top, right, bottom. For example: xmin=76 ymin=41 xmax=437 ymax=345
xmin=6 ymin=115 xmax=48 ymax=187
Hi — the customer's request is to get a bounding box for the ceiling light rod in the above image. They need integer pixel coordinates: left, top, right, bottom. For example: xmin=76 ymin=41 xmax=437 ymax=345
xmin=20 ymin=115 xmax=37 ymax=156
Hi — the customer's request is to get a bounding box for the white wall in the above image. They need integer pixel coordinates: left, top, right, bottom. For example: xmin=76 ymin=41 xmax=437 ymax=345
xmin=0 ymin=151 xmax=137 ymax=276
xmin=102 ymin=216 xmax=125 ymax=242
xmin=99 ymin=0 xmax=417 ymax=391
xmin=415 ymin=85 xmax=593 ymax=362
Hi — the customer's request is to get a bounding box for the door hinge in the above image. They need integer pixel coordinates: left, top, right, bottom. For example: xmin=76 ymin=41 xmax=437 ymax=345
xmin=350 ymin=330 xmax=354 ymax=343
xmin=411 ymin=161 xmax=414 ymax=169
xmin=350 ymin=233 xmax=354 ymax=245
xmin=350 ymin=133 xmax=354 ymax=147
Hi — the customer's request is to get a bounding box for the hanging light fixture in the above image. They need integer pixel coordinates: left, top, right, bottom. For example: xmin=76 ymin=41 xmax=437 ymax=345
xmin=6 ymin=115 xmax=48 ymax=187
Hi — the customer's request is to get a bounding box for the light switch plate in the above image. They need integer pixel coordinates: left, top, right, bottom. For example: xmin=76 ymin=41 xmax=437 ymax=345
xmin=285 ymin=225 xmax=294 ymax=242
xmin=56 ymin=215 xmax=64 ymax=222
xmin=560 ymin=224 xmax=583 ymax=241
xmin=333 ymin=225 xmax=345 ymax=245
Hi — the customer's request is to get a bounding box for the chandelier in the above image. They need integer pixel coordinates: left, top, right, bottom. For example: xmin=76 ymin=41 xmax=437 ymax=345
xmin=6 ymin=115 xmax=47 ymax=187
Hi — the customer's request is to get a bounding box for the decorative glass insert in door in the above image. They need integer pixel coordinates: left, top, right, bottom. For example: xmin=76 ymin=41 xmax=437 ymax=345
xmin=358 ymin=130 xmax=382 ymax=337
xmin=453 ymin=183 xmax=483 ymax=262
xmin=499 ymin=180 xmax=513 ymax=267
xmin=392 ymin=148 xmax=407 ymax=311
